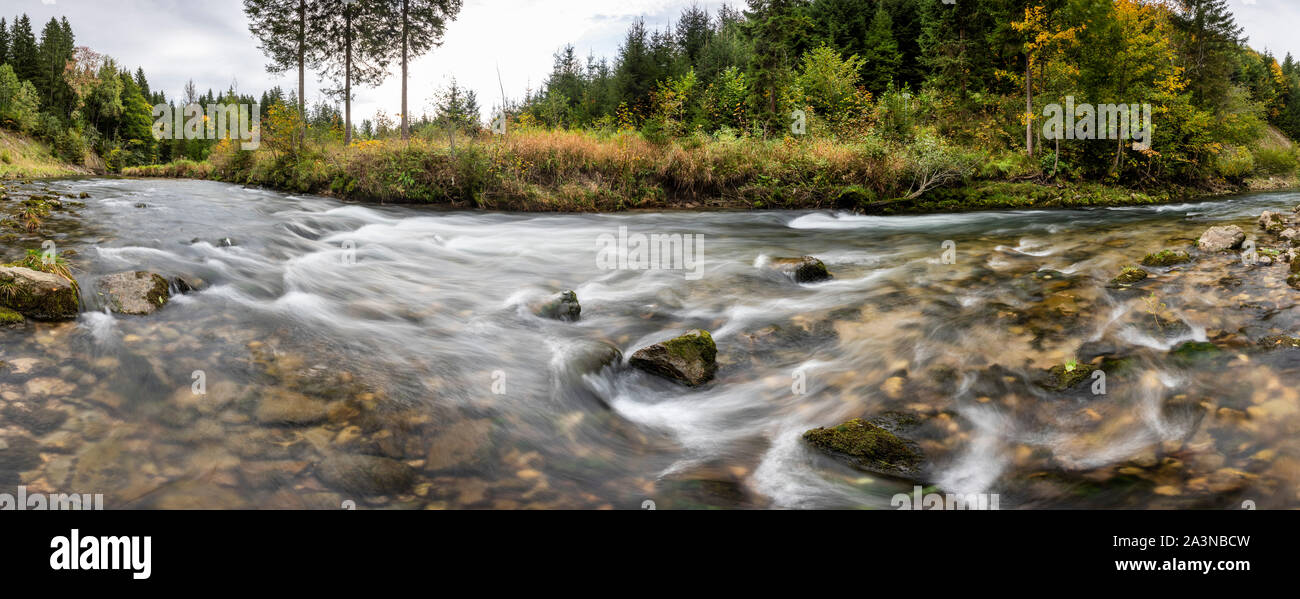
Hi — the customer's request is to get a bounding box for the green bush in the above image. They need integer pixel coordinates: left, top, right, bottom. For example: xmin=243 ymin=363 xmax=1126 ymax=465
xmin=1214 ymin=146 xmax=1254 ymax=180
xmin=1253 ymin=147 xmax=1298 ymax=176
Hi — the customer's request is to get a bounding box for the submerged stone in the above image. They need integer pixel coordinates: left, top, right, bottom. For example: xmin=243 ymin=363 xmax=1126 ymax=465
xmin=629 ymin=329 xmax=718 ymax=386
xmin=802 ymin=418 xmax=923 ymax=479
xmin=315 ymin=453 xmax=416 ymax=496
xmin=0 ymin=266 xmax=79 ymax=320
xmin=767 ymin=256 xmax=832 ymax=283
xmin=1169 ymin=341 xmax=1223 ymax=365
xmin=97 ymin=271 xmax=170 ymax=315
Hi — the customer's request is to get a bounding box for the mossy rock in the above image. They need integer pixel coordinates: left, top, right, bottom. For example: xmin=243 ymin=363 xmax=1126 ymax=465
xmin=629 ymin=329 xmax=718 ymax=386
xmin=1140 ymin=249 xmax=1191 ymax=267
xmin=0 ymin=266 xmax=79 ymax=320
xmin=803 ymin=418 xmax=923 ymax=479
xmin=0 ymin=306 xmax=23 ymax=326
xmin=1042 ymin=362 xmax=1097 ymax=391
xmin=534 ymin=290 xmax=581 ymax=321
xmin=767 ymin=256 xmax=832 ymax=283
xmin=1289 ymin=274 xmax=1300 ymax=290
xmin=1109 ymin=265 xmax=1148 ymax=286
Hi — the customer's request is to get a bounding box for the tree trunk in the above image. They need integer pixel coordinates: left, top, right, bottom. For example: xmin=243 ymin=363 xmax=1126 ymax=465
xmin=297 ymin=0 xmax=305 ymax=150
xmin=401 ymin=0 xmax=410 ymax=140
xmin=1025 ymin=60 xmax=1033 ymax=158
xmin=344 ymin=7 xmax=352 ymax=146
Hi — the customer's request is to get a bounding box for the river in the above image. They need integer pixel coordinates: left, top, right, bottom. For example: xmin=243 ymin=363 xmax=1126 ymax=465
xmin=2 ymin=178 xmax=1298 ymax=509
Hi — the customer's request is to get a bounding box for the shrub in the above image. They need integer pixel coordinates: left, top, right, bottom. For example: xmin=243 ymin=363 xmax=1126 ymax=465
xmin=1214 ymin=145 xmax=1254 ymax=180
xmin=1253 ymin=147 xmax=1298 ymax=176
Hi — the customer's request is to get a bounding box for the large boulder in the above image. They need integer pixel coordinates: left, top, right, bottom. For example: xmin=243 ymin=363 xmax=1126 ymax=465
xmin=0 ymin=266 xmax=79 ymax=320
xmin=767 ymin=256 xmax=832 ymax=283
xmin=803 ymin=418 xmax=923 ymax=479
xmin=1196 ymin=225 xmax=1246 ymax=253
xmin=533 ymin=290 xmax=581 ymax=321
xmin=97 ymin=271 xmax=170 ymax=315
xmin=629 ymin=329 xmax=718 ymax=386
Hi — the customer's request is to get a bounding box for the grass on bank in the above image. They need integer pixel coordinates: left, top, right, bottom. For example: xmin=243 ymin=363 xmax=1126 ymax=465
xmin=121 ymin=124 xmax=1300 ymax=213
xmin=0 ymin=129 xmax=89 ymax=179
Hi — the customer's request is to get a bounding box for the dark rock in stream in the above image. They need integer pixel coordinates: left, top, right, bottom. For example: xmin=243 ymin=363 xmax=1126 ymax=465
xmin=803 ymin=417 xmax=923 ymax=480
xmin=1039 ymin=362 xmax=1098 ymax=392
xmin=629 ymin=329 xmax=718 ymax=387
xmin=97 ymin=271 xmax=171 ymax=315
xmin=533 ymin=290 xmax=581 ymax=321
xmin=766 ymin=256 xmax=832 ymax=283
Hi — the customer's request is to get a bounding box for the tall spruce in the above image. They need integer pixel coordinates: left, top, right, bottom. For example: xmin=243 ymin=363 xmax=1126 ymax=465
xmin=312 ymin=0 xmax=396 ymax=145
xmin=244 ymin=0 xmax=323 ymax=146
xmin=861 ymin=0 xmax=901 ymax=94
xmin=9 ymin=15 xmax=39 ymax=84
xmin=378 ymin=0 xmax=462 ymax=139
xmin=1172 ymin=0 xmax=1245 ymax=110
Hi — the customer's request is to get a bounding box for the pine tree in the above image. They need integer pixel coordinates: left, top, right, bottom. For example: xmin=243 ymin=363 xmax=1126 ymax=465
xmin=675 ymin=4 xmax=713 ymax=66
xmin=1172 ymin=0 xmax=1245 ymax=109
xmin=861 ymin=0 xmax=901 ymax=94
xmin=377 ymin=0 xmax=462 ymax=139
xmin=615 ymin=19 xmax=658 ymax=118
xmin=312 ymin=0 xmax=397 ymax=145
xmin=0 ymin=18 xmax=9 ymax=65
xmin=36 ymin=17 xmax=75 ymax=115
xmin=744 ymin=0 xmax=807 ymax=131
xmin=244 ymin=0 xmax=324 ymax=147
xmin=9 ymin=15 xmax=40 ymax=85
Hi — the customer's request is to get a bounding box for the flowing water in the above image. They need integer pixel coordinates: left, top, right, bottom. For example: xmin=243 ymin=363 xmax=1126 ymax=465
xmin=2 ymin=178 xmax=1299 ymax=509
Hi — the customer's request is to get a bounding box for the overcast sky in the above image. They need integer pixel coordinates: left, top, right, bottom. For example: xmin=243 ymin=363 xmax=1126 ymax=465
xmin=8 ymin=0 xmax=1299 ymax=123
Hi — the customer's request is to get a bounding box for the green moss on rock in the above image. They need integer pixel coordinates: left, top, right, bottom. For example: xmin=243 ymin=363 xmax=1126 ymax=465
xmin=629 ymin=329 xmax=718 ymax=386
xmin=803 ymin=418 xmax=922 ymax=477
xmin=1109 ymin=265 xmax=1148 ymax=286
xmin=1140 ymin=249 xmax=1191 ymax=267
xmin=0 ymin=266 xmax=79 ymax=320
xmin=535 ymin=289 xmax=581 ymax=321
xmin=0 ymin=306 xmax=24 ymax=325
xmin=1044 ymin=361 xmax=1097 ymax=391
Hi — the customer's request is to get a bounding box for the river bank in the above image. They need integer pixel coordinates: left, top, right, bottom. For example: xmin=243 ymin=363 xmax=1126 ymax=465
xmin=0 ymin=130 xmax=92 ymax=180
xmin=116 ymin=130 xmax=1299 ymax=214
